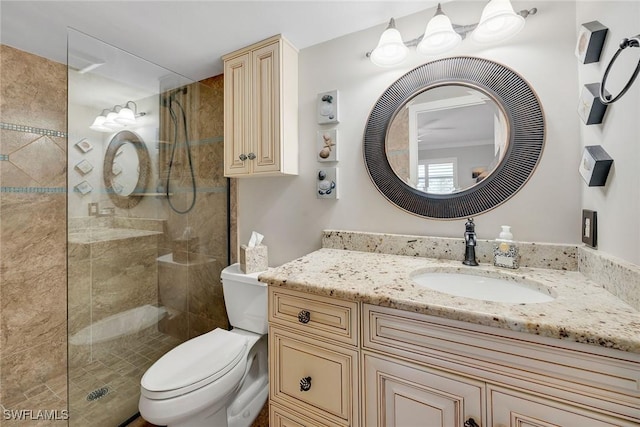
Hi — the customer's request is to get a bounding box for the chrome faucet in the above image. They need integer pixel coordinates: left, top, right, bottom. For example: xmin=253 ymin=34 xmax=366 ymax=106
xmin=462 ymin=218 xmax=479 ymax=266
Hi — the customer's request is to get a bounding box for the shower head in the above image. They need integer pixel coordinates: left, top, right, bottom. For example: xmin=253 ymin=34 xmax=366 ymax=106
xmin=161 ymin=86 xmax=188 ymax=107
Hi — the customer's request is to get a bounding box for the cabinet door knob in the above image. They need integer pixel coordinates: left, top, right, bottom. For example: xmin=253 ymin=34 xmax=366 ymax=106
xmin=299 ymin=376 xmax=312 ymax=392
xmin=239 ymin=154 xmax=247 ymax=161
xmin=464 ymin=418 xmax=480 ymax=427
xmin=247 ymin=152 xmax=256 ymax=160
xmin=297 ymin=310 xmax=311 ymax=324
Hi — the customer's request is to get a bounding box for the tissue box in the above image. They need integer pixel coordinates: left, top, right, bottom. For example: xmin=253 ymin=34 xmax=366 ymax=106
xmin=173 ymin=237 xmax=199 ymax=264
xmin=240 ymin=244 xmax=268 ymax=273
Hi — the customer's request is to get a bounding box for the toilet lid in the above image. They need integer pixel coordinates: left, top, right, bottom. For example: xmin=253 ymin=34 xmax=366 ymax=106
xmin=141 ymin=329 xmax=247 ymax=396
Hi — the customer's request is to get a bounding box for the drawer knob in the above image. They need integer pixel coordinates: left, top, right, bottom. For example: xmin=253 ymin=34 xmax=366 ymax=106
xmin=464 ymin=418 xmax=480 ymax=427
xmin=299 ymin=376 xmax=312 ymax=392
xmin=239 ymin=154 xmax=247 ymax=161
xmin=247 ymin=152 xmax=256 ymax=160
xmin=297 ymin=310 xmax=311 ymax=324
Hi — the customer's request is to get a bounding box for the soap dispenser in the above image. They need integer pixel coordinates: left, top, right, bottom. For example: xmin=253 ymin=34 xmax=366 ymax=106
xmin=493 ymin=225 xmax=519 ymax=269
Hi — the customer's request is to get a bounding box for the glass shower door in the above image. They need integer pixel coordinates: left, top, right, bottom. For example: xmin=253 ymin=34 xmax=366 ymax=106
xmin=67 ymin=29 xmax=229 ymax=426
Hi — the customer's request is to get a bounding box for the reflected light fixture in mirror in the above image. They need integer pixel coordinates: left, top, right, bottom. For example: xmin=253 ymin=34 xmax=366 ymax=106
xmin=103 ymin=107 xmax=122 ymax=129
xmin=89 ymin=109 xmax=112 ymax=132
xmin=89 ymin=101 xmax=146 ymax=132
xmin=115 ymin=101 xmax=142 ymax=125
xmin=367 ymin=1 xmax=537 ymax=67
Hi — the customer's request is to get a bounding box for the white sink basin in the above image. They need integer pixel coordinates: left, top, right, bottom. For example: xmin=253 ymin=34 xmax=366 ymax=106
xmin=411 ymin=270 xmax=555 ymax=304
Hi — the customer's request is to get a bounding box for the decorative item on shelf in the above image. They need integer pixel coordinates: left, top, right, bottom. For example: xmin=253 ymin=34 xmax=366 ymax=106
xmin=317 ymin=129 xmax=338 ymax=162
xmin=317 ymin=90 xmax=339 ymax=124
xmin=74 ymin=159 xmax=93 ymax=175
xmin=74 ymin=180 xmax=93 ymax=195
xmin=578 ymin=83 xmax=609 ymax=125
xmin=579 ymin=145 xmax=613 ymax=187
xmin=74 ymin=138 xmax=93 ymax=153
xmin=90 ymin=101 xmax=146 ymax=133
xmin=366 ymin=1 xmax=538 ymax=67
xmin=575 ymin=21 xmax=608 ymax=64
xmin=598 ymin=34 xmax=640 ymax=105
xmin=317 ymin=168 xmax=338 ymax=199
xmin=582 ymin=209 xmax=597 ymax=248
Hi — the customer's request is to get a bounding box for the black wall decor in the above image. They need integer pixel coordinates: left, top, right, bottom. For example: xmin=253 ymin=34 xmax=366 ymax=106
xmin=575 ymin=21 xmax=608 ymax=64
xmin=578 ymin=83 xmax=609 ymax=125
xmin=579 ymin=145 xmax=613 ymax=187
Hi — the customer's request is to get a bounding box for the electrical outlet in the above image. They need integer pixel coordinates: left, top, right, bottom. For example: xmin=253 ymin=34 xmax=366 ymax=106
xmin=582 ymin=209 xmax=597 ymax=248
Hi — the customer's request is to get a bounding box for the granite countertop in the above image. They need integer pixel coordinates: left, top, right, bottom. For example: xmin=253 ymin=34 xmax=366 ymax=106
xmin=259 ymin=248 xmax=640 ymax=355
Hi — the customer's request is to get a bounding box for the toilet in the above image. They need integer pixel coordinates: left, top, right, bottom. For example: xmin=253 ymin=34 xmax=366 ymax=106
xmin=139 ymin=264 xmax=269 ymax=427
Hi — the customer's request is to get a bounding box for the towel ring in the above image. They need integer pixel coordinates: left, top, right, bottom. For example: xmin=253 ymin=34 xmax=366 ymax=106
xmin=599 ymin=35 xmax=640 ymax=105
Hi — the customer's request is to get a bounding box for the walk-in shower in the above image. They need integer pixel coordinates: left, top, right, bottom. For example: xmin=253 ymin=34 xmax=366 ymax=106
xmin=67 ymin=29 xmax=229 ymax=426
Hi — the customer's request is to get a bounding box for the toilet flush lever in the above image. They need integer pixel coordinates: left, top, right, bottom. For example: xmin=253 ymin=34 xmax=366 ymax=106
xmin=297 ymin=310 xmax=311 ymax=324
xmin=300 ymin=376 xmax=312 ymax=392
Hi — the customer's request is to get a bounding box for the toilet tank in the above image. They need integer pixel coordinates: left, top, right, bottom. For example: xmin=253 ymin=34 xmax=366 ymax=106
xmin=221 ymin=263 xmax=268 ymax=334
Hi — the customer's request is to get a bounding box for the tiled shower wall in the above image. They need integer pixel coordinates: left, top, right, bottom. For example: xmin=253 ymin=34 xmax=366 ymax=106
xmin=0 ymin=44 xmax=68 ymax=417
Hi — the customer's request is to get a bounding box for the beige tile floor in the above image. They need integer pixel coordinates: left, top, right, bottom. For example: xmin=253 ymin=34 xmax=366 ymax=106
xmin=2 ymin=330 xmax=268 ymax=427
xmin=69 ymin=332 xmax=181 ymax=427
xmin=68 ymin=331 xmax=183 ymax=426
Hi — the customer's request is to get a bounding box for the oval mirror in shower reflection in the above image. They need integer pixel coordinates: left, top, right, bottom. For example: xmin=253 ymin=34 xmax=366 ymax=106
xmin=103 ymin=130 xmax=150 ymax=209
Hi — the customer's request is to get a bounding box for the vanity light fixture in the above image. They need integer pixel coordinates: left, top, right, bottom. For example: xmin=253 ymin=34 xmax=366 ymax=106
xmin=89 ymin=101 xmax=146 ymax=132
xmin=367 ymin=0 xmax=537 ymax=67
xmin=369 ymin=18 xmax=409 ymax=67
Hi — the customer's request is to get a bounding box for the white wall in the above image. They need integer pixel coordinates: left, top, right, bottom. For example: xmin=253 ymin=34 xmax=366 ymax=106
xmin=239 ymin=1 xmax=583 ymax=267
xmin=576 ymin=1 xmax=640 ymax=265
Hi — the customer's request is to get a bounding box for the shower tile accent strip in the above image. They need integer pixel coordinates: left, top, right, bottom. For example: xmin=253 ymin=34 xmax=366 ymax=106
xmin=0 ymin=122 xmax=67 ymax=137
xmin=1 ymin=186 xmax=66 ymax=193
xmin=1 ymin=122 xmax=67 ymax=194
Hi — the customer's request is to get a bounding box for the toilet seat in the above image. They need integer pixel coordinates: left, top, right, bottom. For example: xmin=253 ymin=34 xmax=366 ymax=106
xmin=141 ymin=329 xmax=248 ymax=400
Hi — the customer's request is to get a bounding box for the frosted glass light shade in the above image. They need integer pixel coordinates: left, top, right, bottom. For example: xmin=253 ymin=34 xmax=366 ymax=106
xmin=370 ymin=19 xmax=408 ymax=67
xmin=89 ymin=115 xmax=111 ymax=132
xmin=103 ymin=111 xmax=122 ymax=129
xmin=472 ymin=0 xmax=525 ymax=44
xmin=417 ymin=13 xmax=462 ymax=56
xmin=115 ymin=107 xmax=136 ymax=125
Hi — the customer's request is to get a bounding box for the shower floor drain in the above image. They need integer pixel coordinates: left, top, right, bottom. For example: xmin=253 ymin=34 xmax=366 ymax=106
xmin=86 ymin=386 xmax=110 ymax=401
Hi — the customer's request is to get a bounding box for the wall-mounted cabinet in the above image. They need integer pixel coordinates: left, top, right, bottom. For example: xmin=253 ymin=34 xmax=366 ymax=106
xmin=223 ymin=34 xmax=298 ymax=177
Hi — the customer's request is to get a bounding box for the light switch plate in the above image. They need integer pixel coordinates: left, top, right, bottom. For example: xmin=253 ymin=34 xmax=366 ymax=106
xmin=582 ymin=209 xmax=597 ymax=248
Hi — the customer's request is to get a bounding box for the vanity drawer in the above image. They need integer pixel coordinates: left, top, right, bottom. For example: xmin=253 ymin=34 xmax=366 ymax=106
xmin=270 ymin=326 xmax=359 ymax=426
xmin=269 ymin=287 xmax=358 ymax=346
xmin=270 ymin=402 xmax=339 ymax=427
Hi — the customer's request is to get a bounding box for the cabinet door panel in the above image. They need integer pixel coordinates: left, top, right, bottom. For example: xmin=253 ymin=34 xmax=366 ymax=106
xmin=270 ymin=402 xmax=338 ymax=427
xmin=252 ymin=42 xmax=281 ymax=173
xmin=223 ymin=53 xmax=250 ymax=176
xmin=489 ymin=386 xmax=636 ymax=427
xmin=270 ymin=326 xmax=358 ymax=426
xmin=363 ymin=352 xmax=483 ymax=427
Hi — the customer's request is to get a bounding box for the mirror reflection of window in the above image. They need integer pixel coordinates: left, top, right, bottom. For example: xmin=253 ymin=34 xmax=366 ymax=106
xmin=424 ymin=159 xmax=457 ymax=194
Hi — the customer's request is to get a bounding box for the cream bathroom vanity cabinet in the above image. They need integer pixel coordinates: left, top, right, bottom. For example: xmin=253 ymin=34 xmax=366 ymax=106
xmin=223 ymin=34 xmax=298 ymax=177
xmin=268 ymin=287 xmax=640 ymax=427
